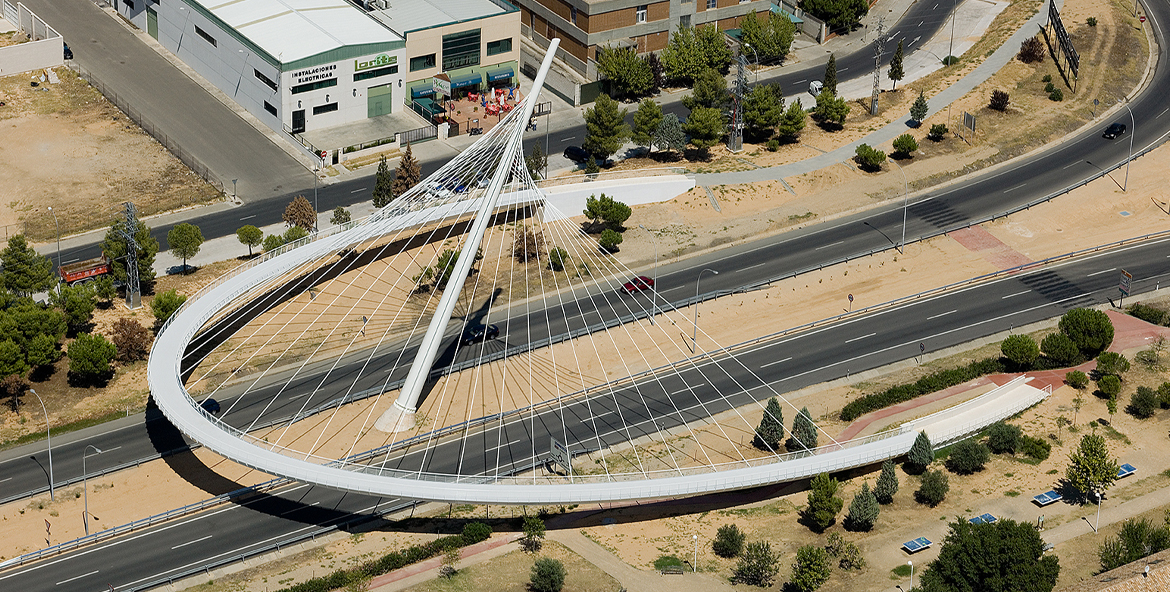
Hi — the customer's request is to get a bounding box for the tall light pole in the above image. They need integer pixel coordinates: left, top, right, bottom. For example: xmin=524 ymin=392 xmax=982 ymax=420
xmin=639 ymin=225 xmax=658 ymax=323
xmin=692 ymin=268 xmax=719 ymax=353
xmin=47 ymin=206 xmax=61 ymax=284
xmin=908 ymin=561 xmax=914 ymax=589
xmin=1094 ymin=491 xmax=1102 ymax=532
xmin=28 ymin=389 xmax=54 ymax=501
xmin=742 ymin=43 xmax=760 ymax=84
xmin=82 ymin=445 xmax=103 ymax=536
xmin=692 ymin=534 xmax=698 ymax=572
xmin=1123 ymin=98 xmax=1135 ymax=192
xmin=890 ymin=159 xmax=909 ymax=253
xmin=948 ymin=0 xmax=957 ymax=62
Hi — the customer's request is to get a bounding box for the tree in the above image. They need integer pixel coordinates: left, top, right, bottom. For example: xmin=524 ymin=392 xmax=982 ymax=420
xmin=236 ymin=225 xmax=263 ymax=257
xmin=392 ymin=144 xmax=422 ymax=199
xmin=713 ymin=523 xmax=746 ymax=558
xmin=529 ymin=557 xmax=566 ymax=592
xmin=910 ymin=92 xmax=929 ymax=124
xmin=526 ymin=143 xmax=547 ymax=180
xmin=661 ymin=25 xmax=705 ymax=85
xmin=100 ymin=218 xmax=159 ymax=288
xmin=1066 ymin=369 xmax=1089 ymax=389
xmin=1001 ymin=334 xmax=1040 ymax=368
xmin=682 ymin=106 xmax=726 ymax=156
xmin=372 ymin=155 xmax=394 ymax=208
xmin=824 ymin=532 xmax=866 ymax=570
xmin=439 ymin=543 xmax=460 ymax=578
xmin=854 ymin=144 xmax=886 ymax=171
xmin=695 ymin=24 xmax=733 ymax=72
xmin=875 ymin=460 xmax=899 ymax=503
xmin=598 ymin=229 xmax=623 ymax=252
xmin=50 ymin=283 xmax=96 ymax=332
xmin=743 ymin=83 xmax=784 ymax=141
xmin=654 ymin=113 xmax=687 ymax=155
xmin=778 ymin=99 xmax=807 ymax=141
xmin=1 ymin=235 xmax=55 ymax=297
xmin=1096 ymin=351 xmax=1130 ymax=377
xmin=790 ymin=544 xmax=832 ymax=592
xmin=0 ymin=300 xmax=66 ymax=351
xmin=919 ymin=518 xmax=1059 ymax=592
xmin=845 ymin=482 xmax=879 ymax=531
xmin=521 ymin=515 xmax=546 ymax=553
xmin=1098 ymin=518 xmax=1170 ymax=572
xmin=891 ymin=133 xmax=918 ymax=157
xmin=284 ymin=226 xmax=309 ymax=244
xmin=682 ymin=68 xmax=729 ymax=111
xmin=1042 ymin=332 xmax=1082 ymax=366
xmin=582 ymin=194 xmax=631 ymax=231
xmin=1128 ymin=386 xmax=1158 ymax=418
xmin=583 ymin=94 xmax=630 ymax=162
xmin=167 ymin=223 xmax=203 ymax=274
xmin=788 ymin=406 xmax=818 ymax=451
xmin=990 ymin=89 xmax=1011 ymax=111
xmin=2 ymin=373 xmax=27 ymax=412
xmin=1098 ymin=374 xmax=1121 ymax=398
xmin=92 ymin=275 xmax=116 ymax=305
xmin=597 ymin=46 xmax=654 ymax=100
xmin=1065 ymin=433 xmax=1118 ymax=497
xmin=263 ymin=233 xmax=286 ymax=253
xmin=987 ymin=422 xmax=1023 ymax=454
xmin=888 ymin=39 xmax=905 ymax=90
xmin=916 ymin=469 xmax=949 ymax=506
xmin=928 ymin=123 xmax=949 ymax=140
xmin=753 ymin=396 xmax=784 ymax=451
xmin=907 ymin=430 xmax=935 ymax=473
xmin=822 ymin=53 xmax=838 ymax=96
xmin=732 ymin=540 xmax=781 ymax=587
xmin=283 ymin=196 xmax=316 ymax=231
xmin=1106 ymin=392 xmax=1118 ymax=423
xmin=25 ymin=333 xmax=61 ymax=369
xmin=803 ymin=0 xmax=869 ymax=30
xmin=632 ymin=99 xmax=663 ymax=150
xmin=1018 ymin=35 xmax=1045 ymax=63
xmin=1059 ymin=308 xmax=1114 ymax=357
xmin=67 ymin=332 xmax=116 ymax=381
xmin=803 ymin=472 xmax=843 ymax=532
xmin=813 ymin=90 xmax=849 ymax=126
xmin=548 ymin=247 xmax=569 ymax=272
xmin=741 ymin=11 xmax=796 ymax=64
xmin=330 ymin=207 xmax=352 ymax=226
xmin=945 ymin=439 xmax=990 ymax=474
xmin=0 ymin=339 xmax=29 ymax=380
xmin=111 ymin=317 xmax=152 ymax=362
xmin=151 ymin=289 xmax=188 ymax=325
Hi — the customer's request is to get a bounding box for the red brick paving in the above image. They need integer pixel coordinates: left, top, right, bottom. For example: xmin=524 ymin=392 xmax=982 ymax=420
xmin=949 ymin=225 xmax=1033 ymax=270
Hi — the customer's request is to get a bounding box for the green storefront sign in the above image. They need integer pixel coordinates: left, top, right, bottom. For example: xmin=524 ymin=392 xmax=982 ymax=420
xmin=355 ymin=54 xmax=398 ymax=72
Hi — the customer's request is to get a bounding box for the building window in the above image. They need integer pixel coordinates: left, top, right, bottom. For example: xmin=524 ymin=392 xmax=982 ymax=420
xmin=442 ymin=29 xmax=481 ymax=70
xmin=354 ymin=65 xmax=398 ymax=81
xmin=254 ymin=69 xmax=277 ymax=92
xmin=636 ymin=5 xmax=647 ymax=22
xmin=124 ymin=0 xmax=135 ymax=8
xmin=706 ymin=0 xmax=716 ymax=8
xmin=570 ymin=6 xmax=577 ymax=24
xmin=263 ymin=101 xmax=278 ymax=116
xmin=680 ymin=14 xmax=691 ymax=28
xmin=410 ymin=53 xmax=436 ymax=72
xmin=290 ymin=78 xmax=337 ymax=95
xmin=486 ymin=38 xmax=512 ymax=56
xmin=313 ymin=103 xmax=338 ymax=115
xmin=194 ymin=25 xmax=216 ymax=47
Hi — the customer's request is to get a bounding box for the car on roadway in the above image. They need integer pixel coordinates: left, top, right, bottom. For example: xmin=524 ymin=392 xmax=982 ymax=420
xmin=461 ymin=323 xmax=500 ymax=345
xmin=1103 ymin=123 xmax=1126 ymax=139
xmin=200 ymin=398 xmax=221 ymax=414
xmin=621 ymin=275 xmax=654 ymax=294
xmin=563 ymin=145 xmax=590 ymax=163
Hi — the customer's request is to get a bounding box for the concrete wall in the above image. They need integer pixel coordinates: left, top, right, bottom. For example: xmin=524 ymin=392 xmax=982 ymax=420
xmin=0 ymin=1 xmax=63 ymax=77
xmin=404 ymin=11 xmax=521 ymax=84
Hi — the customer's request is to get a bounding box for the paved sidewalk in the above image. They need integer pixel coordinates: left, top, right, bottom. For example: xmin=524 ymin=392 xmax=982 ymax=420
xmin=549 ymin=529 xmax=740 ymax=592
xmin=367 ymin=533 xmax=521 ymax=592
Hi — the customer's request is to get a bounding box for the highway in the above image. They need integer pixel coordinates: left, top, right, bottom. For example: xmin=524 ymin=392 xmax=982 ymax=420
xmin=3 ymin=235 xmax=1168 ymax=592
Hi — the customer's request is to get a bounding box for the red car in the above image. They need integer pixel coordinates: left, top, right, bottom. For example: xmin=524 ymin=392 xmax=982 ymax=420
xmin=622 ymin=276 xmax=654 ymax=294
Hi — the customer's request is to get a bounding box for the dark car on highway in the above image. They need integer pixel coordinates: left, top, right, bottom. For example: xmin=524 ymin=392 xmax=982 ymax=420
xmin=1103 ymin=123 xmax=1126 ymax=139
xmin=563 ymin=145 xmax=590 ymax=163
xmin=621 ymin=276 xmax=654 ymax=294
xmin=461 ymin=323 xmax=500 ymax=345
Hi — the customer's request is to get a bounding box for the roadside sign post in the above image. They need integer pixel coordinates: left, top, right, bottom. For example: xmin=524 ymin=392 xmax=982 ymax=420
xmin=848 ymin=293 xmax=854 ymax=311
xmin=550 ymin=438 xmax=572 ymax=479
xmin=1119 ymin=270 xmax=1132 ymax=307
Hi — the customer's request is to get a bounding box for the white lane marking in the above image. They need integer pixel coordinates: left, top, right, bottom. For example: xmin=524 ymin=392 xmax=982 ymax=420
xmin=62 ymin=258 xmax=79 ymax=264
xmin=845 ymin=332 xmax=877 ymax=343
xmin=1062 ymin=161 xmax=1080 ymax=169
xmin=1087 ymin=268 xmax=1116 ymax=277
xmin=350 ymin=187 xmax=367 ymax=193
xmin=171 ymin=535 xmax=213 ymax=550
xmin=815 ymin=240 xmax=845 ymax=250
xmin=761 ymin=357 xmax=792 ymax=369
xmin=0 ymin=422 xmax=140 ymax=466
xmin=55 ymin=570 xmax=98 ymax=585
xmin=239 ymin=215 xmax=256 ymax=221
xmin=737 ymin=262 xmax=770 ymax=273
xmin=670 ymin=384 xmax=706 ymax=396
xmin=1158 ymin=108 xmax=1168 ymax=119
xmin=927 ymin=310 xmax=957 ymax=320
xmin=1004 ymin=183 xmax=1027 ymax=193
xmin=661 ymin=285 xmax=688 ymax=293
xmin=561 ymin=136 xmax=575 ymax=141
xmin=838 ymin=68 xmax=849 ymax=72
xmin=931 ymin=3 xmax=937 ymax=8
xmin=486 ymin=438 xmax=523 ymax=452
xmin=279 ymin=501 xmax=320 ymax=516
xmin=1002 ymin=289 xmax=1031 ymax=299
xmin=795 ymin=79 xmax=807 ymax=84
xmin=0 ymin=477 xmax=11 ymax=483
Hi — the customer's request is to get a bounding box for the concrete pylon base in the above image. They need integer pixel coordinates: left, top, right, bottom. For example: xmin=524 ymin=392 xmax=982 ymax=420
xmin=374 ymin=404 xmax=416 ymax=434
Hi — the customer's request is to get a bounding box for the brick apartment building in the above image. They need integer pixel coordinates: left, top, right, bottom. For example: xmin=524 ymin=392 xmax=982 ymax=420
xmin=516 ymin=0 xmax=773 ymax=76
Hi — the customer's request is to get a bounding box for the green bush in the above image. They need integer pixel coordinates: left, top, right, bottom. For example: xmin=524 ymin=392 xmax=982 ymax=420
xmin=462 ymin=522 xmax=492 ymax=544
xmin=1128 ymin=386 xmax=1159 ymax=419
xmin=854 ymin=143 xmax=886 ymax=171
xmin=150 ymin=289 xmax=188 ymax=325
xmin=928 ymin=123 xmax=949 ymax=140
xmin=892 ymin=133 xmax=918 ymax=156
xmin=1041 ymin=332 xmax=1082 ymax=366
xmin=1019 ymin=435 xmax=1051 ymax=461
xmin=1096 ymin=352 xmax=1130 ymax=377
xmin=987 ymin=422 xmax=1022 ymax=454
xmin=1001 ymin=334 xmax=1040 ymax=368
xmin=1087 ymin=16 xmax=1098 ymax=26
xmin=1097 ymin=374 xmax=1121 ymax=398
xmin=1049 ymin=88 xmax=1064 ymax=101
xmin=732 ymin=541 xmax=781 ymax=587
xmin=839 ymin=358 xmax=1005 ymax=421
xmin=1160 ymin=382 xmax=1170 ymax=408
xmin=1044 ymin=81 xmax=1056 ymax=93
xmin=1066 ymin=370 xmax=1089 ymax=389
xmin=598 ymin=229 xmax=623 ymax=252
xmin=945 ymin=439 xmax=990 ymax=474
xmin=1042 ymin=74 xmax=1053 ymax=83
xmin=67 ymin=332 xmax=117 ymax=381
xmin=530 ymin=557 xmax=567 ymax=592
xmin=767 ymin=139 xmax=780 ymax=151
xmin=1128 ymin=303 xmax=1167 ymax=325
xmin=916 ymin=470 xmax=949 ymax=506
xmin=713 ymin=523 xmax=746 ymax=558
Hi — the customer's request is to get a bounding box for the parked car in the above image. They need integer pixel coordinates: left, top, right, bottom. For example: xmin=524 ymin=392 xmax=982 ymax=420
xmin=622 ymin=276 xmax=654 ymax=294
xmin=1102 ymin=122 xmax=1126 ymax=139
xmin=63 ymin=43 xmax=73 ymax=60
xmin=461 ymin=323 xmax=500 ymax=345
xmin=563 ymin=145 xmax=590 ymax=163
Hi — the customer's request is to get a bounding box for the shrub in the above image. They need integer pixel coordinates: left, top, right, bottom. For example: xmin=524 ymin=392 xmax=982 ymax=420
xmin=803 ymin=472 xmax=843 ymax=532
xmin=928 ymin=123 xmax=949 ymax=140
xmin=1041 ymin=332 xmax=1082 ymax=366
xmin=530 ymin=557 xmax=566 ymax=592
xmin=1019 ymin=435 xmax=1052 ymax=461
xmin=732 ymin=541 xmax=781 ymax=587
xmin=1044 ymin=81 xmax=1056 ymax=93
xmin=150 ymin=289 xmax=188 ymax=325
xmin=854 ymin=143 xmax=886 ymax=171
xmin=946 ymin=439 xmax=990 ymax=474
xmin=790 ymin=545 xmax=832 ymax=592
xmin=892 ymin=133 xmax=918 ymax=157
xmin=1160 ymin=382 xmax=1170 ymax=408
xmin=839 ymin=358 xmax=1005 ymax=421
xmin=824 ymin=532 xmax=866 ymax=570
xmin=598 ymin=229 xmax=623 ymax=252
xmin=916 ymin=470 xmax=949 ymax=506
xmin=1042 ymin=74 xmax=1053 ymax=83
xmin=987 ymin=422 xmax=1023 ymax=454
xmin=521 ymin=516 xmax=546 ymax=552
xmin=1087 ymin=16 xmax=1098 ymax=26
xmin=713 ymin=523 xmax=746 ymax=558
xmin=1128 ymin=386 xmax=1159 ymax=418
xmin=1127 ymin=303 xmax=1167 ymax=325
xmin=111 ymin=318 xmax=152 ymax=362
xmin=845 ymin=482 xmax=880 ymax=531
xmin=874 ymin=460 xmax=899 ymax=504
xmin=767 ymin=139 xmax=780 ymax=151
xmin=1018 ymin=36 xmax=1045 ymax=63
xmin=67 ymin=332 xmax=117 ymax=382
xmin=989 ymin=89 xmax=1010 ymax=111
xmin=462 ymin=522 xmax=492 ymax=544
xmin=1049 ymin=88 xmax=1064 ymax=101
xmin=1096 ymin=352 xmax=1130 ymax=377
xmin=1066 ymin=370 xmax=1089 ymax=389
xmin=1097 ymin=374 xmax=1121 ymax=398
xmin=1098 ymin=518 xmax=1170 ymax=572
xmin=1001 ymin=334 xmax=1040 ymax=368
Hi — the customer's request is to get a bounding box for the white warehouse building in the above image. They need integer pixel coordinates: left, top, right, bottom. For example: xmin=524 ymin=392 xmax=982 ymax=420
xmin=117 ymin=0 xmax=407 ymax=138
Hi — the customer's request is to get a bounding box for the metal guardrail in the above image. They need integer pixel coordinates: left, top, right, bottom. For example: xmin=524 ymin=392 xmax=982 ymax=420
xmin=282 ymin=122 xmax=321 ymax=158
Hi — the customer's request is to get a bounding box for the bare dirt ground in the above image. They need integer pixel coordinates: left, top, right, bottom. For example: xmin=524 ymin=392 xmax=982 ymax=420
xmin=0 ymin=66 xmax=220 ymax=241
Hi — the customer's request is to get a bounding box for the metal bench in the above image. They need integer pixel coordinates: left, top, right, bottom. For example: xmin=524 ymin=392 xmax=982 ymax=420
xmin=661 ymin=565 xmax=685 ymax=575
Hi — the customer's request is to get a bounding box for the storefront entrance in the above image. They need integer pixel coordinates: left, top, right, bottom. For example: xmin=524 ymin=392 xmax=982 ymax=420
xmin=367 ymin=83 xmax=393 ymax=118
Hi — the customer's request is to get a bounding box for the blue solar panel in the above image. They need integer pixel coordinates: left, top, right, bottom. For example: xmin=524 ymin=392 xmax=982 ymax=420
xmin=1117 ymin=463 xmax=1137 ymax=478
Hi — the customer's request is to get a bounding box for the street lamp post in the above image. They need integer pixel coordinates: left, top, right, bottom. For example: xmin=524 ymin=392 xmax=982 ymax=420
xmin=1123 ymin=99 xmax=1135 ymax=191
xmin=639 ymin=225 xmax=659 ymax=323
xmin=692 ymin=269 xmax=719 ymax=353
xmin=742 ymin=43 xmax=760 ymax=84
xmin=890 ymin=159 xmax=909 ymax=253
xmin=47 ymin=207 xmax=61 ymax=287
xmin=692 ymin=534 xmax=698 ymax=572
xmin=908 ymin=561 xmax=914 ymax=589
xmin=82 ymin=445 xmax=103 ymax=536
xmin=1094 ymin=491 xmax=1102 ymax=532
xmin=28 ymin=389 xmax=54 ymax=501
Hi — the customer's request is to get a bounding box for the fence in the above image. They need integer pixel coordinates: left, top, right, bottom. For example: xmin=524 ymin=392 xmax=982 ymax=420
xmin=282 ymin=122 xmax=322 ymax=159
xmin=67 ymin=63 xmax=224 ymax=195
xmin=397 ymin=124 xmax=438 ymax=145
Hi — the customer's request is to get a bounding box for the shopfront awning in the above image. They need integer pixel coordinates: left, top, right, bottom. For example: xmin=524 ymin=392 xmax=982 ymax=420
xmin=487 ymin=67 xmax=514 ymax=83
xmin=450 ymin=71 xmax=483 ymax=89
xmin=411 ymin=85 xmax=435 ymax=99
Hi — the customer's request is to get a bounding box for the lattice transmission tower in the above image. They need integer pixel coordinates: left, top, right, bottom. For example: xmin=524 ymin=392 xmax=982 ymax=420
xmin=870 ymin=17 xmax=885 ymax=115
xmin=119 ymin=201 xmax=141 ymax=310
xmin=727 ymin=54 xmax=748 ymax=153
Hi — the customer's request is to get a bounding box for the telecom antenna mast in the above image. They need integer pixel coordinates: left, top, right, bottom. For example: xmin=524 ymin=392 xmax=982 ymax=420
xmin=119 ymin=201 xmax=142 ymax=309
xmin=728 ymin=53 xmax=748 ymax=152
xmin=870 ymin=17 xmax=885 ymax=115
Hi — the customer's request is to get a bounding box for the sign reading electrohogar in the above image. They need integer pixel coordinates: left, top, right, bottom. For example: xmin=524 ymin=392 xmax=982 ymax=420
xmin=292 ymin=64 xmax=336 ymax=84
xmin=355 ymin=53 xmax=398 ymax=72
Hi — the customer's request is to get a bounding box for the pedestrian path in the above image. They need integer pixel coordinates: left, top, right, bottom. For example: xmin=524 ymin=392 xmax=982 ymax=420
xmin=548 ymin=529 xmax=741 ymax=592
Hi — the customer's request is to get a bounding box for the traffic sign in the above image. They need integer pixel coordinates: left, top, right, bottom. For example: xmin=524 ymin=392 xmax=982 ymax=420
xmin=1119 ymin=270 xmax=1132 ymax=296
xmin=1140 ymin=15 xmax=1146 ymax=22
xmin=319 ymin=150 xmax=328 ymax=160
xmin=550 ymin=438 xmax=571 ymax=474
